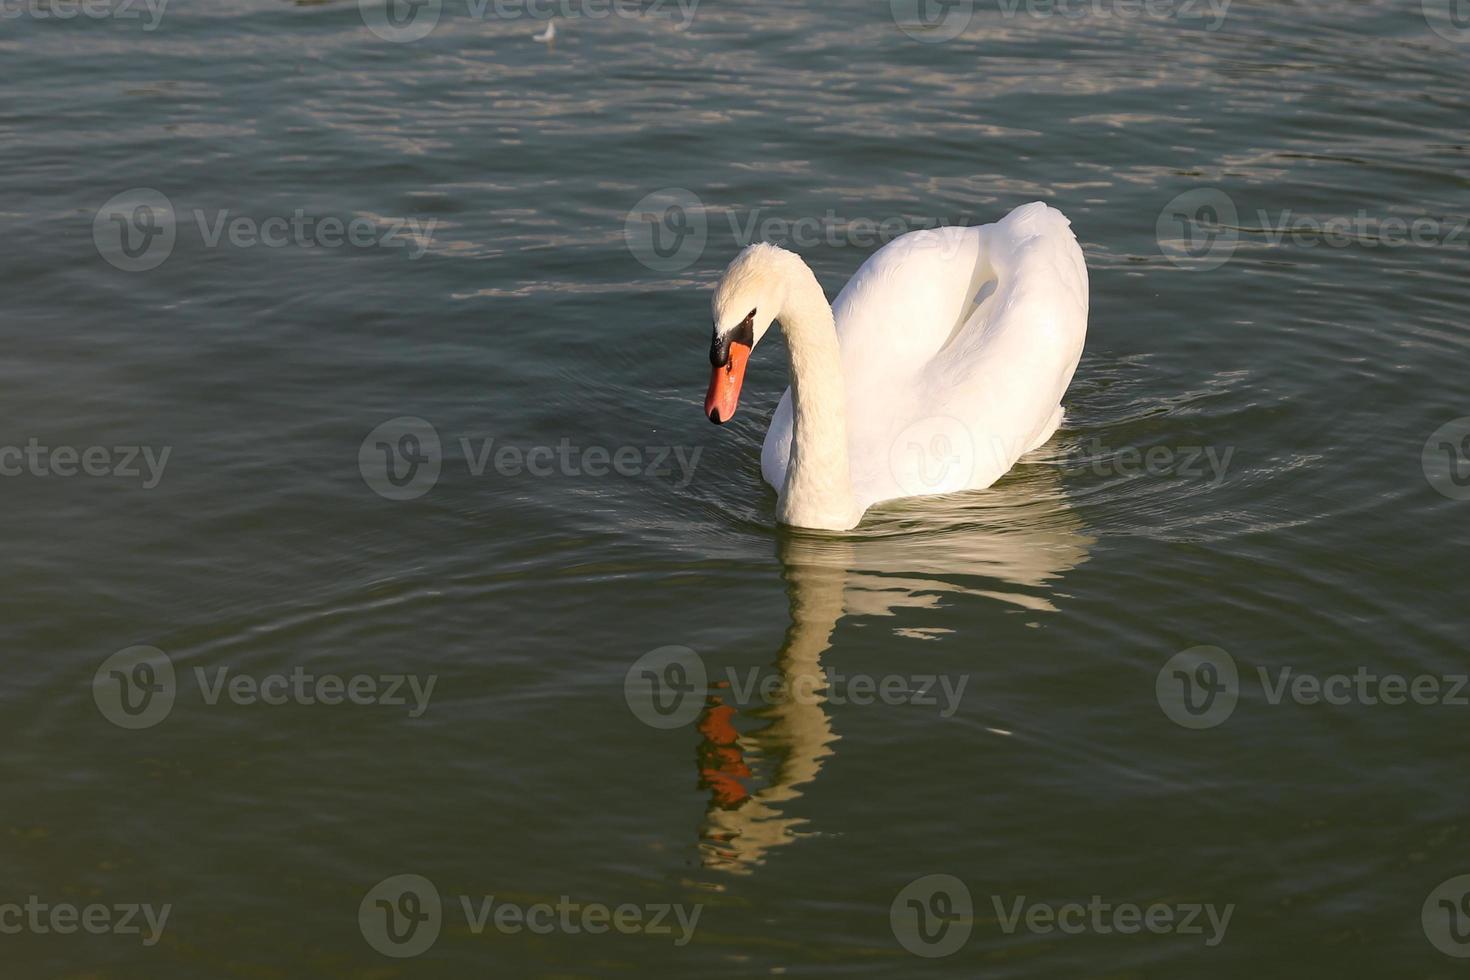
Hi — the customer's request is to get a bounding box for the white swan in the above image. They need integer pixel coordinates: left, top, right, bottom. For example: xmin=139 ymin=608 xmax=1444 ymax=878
xmin=532 ymin=19 xmax=556 ymax=42
xmin=704 ymin=201 xmax=1089 ymax=532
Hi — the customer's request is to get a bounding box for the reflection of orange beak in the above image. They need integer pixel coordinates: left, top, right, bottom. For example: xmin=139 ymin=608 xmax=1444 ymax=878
xmin=705 ymin=339 xmax=751 ymax=425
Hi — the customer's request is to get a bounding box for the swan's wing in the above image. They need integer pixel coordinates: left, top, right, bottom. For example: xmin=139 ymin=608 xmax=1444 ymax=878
xmin=760 ymin=388 xmax=792 ymax=490
xmin=830 ymin=224 xmax=990 ymax=373
xmin=916 ymin=203 xmax=1089 ymax=488
xmin=845 ymin=204 xmax=1088 ymax=508
xmin=929 ymin=203 xmax=1087 ymax=377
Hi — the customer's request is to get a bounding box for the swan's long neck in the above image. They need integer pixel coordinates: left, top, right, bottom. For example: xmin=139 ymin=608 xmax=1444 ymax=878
xmin=775 ymin=259 xmax=860 ymax=531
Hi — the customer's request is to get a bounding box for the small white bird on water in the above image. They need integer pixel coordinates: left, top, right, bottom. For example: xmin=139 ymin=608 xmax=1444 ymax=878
xmin=533 ymin=19 xmax=556 ymax=43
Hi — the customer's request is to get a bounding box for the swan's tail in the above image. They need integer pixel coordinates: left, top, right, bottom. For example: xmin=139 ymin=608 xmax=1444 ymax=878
xmin=989 ymin=202 xmax=1089 ymax=312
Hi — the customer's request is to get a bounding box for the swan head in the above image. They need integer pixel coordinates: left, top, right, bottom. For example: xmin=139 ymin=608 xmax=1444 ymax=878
xmin=705 ymin=243 xmax=789 ymax=424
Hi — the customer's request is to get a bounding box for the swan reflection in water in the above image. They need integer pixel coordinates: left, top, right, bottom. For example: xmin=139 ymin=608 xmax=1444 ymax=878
xmin=694 ymin=462 xmax=1094 ymax=874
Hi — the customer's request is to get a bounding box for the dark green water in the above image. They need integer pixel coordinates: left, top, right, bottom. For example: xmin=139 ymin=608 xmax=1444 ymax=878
xmin=3 ymin=0 xmax=1468 ymax=976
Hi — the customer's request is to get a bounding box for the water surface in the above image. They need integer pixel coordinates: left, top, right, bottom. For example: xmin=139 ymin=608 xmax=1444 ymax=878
xmin=2 ymin=0 xmax=1468 ymax=975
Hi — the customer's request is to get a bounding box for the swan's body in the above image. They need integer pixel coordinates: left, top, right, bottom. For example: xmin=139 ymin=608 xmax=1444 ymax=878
xmin=533 ymin=20 xmax=556 ymax=42
xmin=705 ymin=202 xmax=1088 ymax=532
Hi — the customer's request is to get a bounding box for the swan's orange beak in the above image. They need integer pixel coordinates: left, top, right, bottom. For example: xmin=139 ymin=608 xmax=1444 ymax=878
xmin=705 ymin=338 xmax=751 ymax=425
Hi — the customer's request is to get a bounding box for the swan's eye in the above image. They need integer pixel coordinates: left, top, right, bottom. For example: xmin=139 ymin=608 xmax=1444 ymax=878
xmin=729 ymin=312 xmax=755 ymax=349
xmin=710 ymin=310 xmax=757 ymax=367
